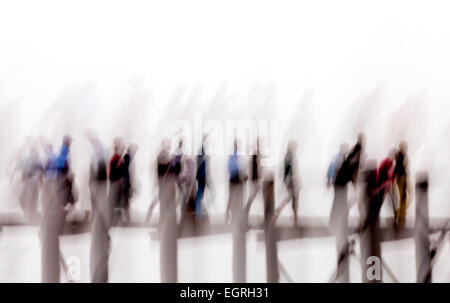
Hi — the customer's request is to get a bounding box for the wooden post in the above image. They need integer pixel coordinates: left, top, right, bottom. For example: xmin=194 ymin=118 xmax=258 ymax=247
xmin=262 ymin=173 xmax=279 ymax=282
xmin=360 ymin=165 xmax=382 ymax=283
xmin=41 ymin=178 xmax=63 ymax=283
xmin=330 ymin=184 xmax=349 ymax=282
xmin=90 ymin=181 xmax=110 ymax=282
xmin=415 ymin=172 xmax=431 ymax=283
xmin=229 ymin=179 xmax=246 ymax=283
xmin=159 ymin=176 xmax=178 ymax=282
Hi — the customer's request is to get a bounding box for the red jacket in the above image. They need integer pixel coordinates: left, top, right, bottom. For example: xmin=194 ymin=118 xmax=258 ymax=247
xmin=377 ymin=158 xmax=394 ymax=192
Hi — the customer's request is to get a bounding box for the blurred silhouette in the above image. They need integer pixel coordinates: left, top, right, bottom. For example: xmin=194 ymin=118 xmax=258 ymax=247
xmin=245 ymin=138 xmax=263 ymax=222
xmin=394 ymin=141 xmax=410 ymax=227
xmin=195 ymin=135 xmax=210 ymax=219
xmin=1 ymin=116 xmax=446 ymax=284
xmin=272 ymin=140 xmax=301 ymax=227
xmin=334 ymin=133 xmax=365 ymax=189
xmin=348 ymin=133 xmax=365 ymax=186
xmin=179 ymin=155 xmax=197 ymax=227
xmin=377 ymin=149 xmax=397 ymax=224
xmin=359 ymin=148 xmax=407 ymax=282
xmin=121 ymin=143 xmax=138 ymax=223
xmin=329 ymin=133 xmax=365 ymax=283
xmin=109 ymin=138 xmax=125 ymax=225
xmin=280 ymin=140 xmax=301 ymax=227
xmin=172 ymin=138 xmax=184 ymax=201
xmin=326 ymin=143 xmax=348 ymax=187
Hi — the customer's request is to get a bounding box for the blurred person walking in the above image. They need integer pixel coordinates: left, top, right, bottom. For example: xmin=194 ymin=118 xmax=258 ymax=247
xmin=120 ymin=143 xmax=138 ymax=223
xmin=275 ymin=140 xmax=301 ymax=227
xmin=394 ymin=141 xmax=410 ymax=227
xmin=109 ymin=138 xmax=124 ymax=225
xmin=329 ymin=133 xmax=365 ymax=282
xmin=195 ymin=136 xmax=211 ymax=219
xmin=245 ymin=138 xmax=263 ymax=224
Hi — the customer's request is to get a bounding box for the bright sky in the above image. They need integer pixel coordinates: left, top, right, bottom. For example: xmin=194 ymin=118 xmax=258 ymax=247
xmin=1 ymin=1 xmax=450 ymax=101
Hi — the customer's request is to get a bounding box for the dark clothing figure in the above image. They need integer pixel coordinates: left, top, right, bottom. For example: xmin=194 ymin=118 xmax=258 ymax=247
xmin=158 ymin=159 xmax=170 ymax=177
xmin=120 ymin=152 xmax=135 ymax=222
xmin=109 ymin=153 xmax=123 ymax=182
xmin=169 ymin=148 xmax=182 ymax=176
xmin=361 ymin=157 xmax=394 ymax=231
xmin=346 ymin=142 xmax=362 ymax=185
xmin=283 ymin=148 xmax=300 ymax=226
xmin=284 ymin=151 xmax=294 ymax=184
xmin=250 ymin=154 xmax=259 ymax=182
xmin=109 ymin=153 xmax=123 ymax=225
xmin=245 ymin=150 xmax=262 ymax=219
xmin=195 ymin=146 xmax=207 ymax=218
xmin=334 ymin=142 xmax=362 ymax=187
xmin=122 ymin=153 xmax=132 ymax=206
xmin=394 ymin=151 xmax=406 ymax=177
xmin=362 ymin=167 xmax=382 ymax=230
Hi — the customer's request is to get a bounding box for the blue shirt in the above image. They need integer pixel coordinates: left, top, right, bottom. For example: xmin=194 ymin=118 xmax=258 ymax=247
xmin=228 ymin=151 xmax=240 ymax=181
